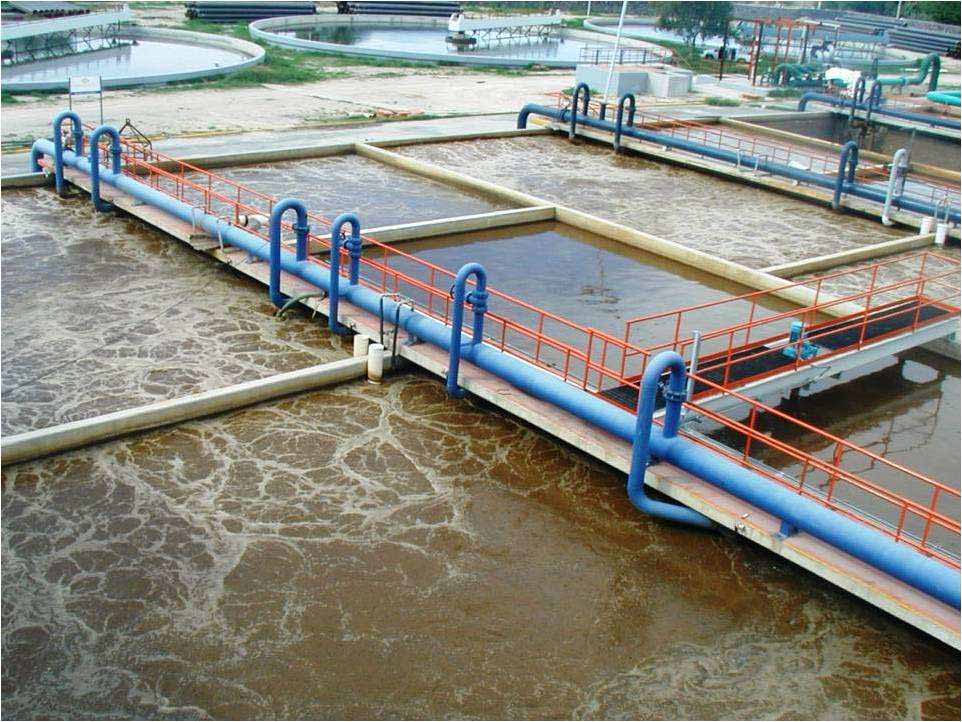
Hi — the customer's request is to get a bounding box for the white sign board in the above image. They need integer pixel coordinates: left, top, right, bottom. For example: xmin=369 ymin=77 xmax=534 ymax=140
xmin=69 ymin=75 xmax=102 ymax=95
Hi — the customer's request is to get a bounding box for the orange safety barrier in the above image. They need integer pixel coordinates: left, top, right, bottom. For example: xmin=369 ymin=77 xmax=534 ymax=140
xmin=680 ymin=373 xmax=961 ymax=567
xmin=622 ymin=251 xmax=961 ymax=391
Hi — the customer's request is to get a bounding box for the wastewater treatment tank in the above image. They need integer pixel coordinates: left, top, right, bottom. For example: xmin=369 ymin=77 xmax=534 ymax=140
xmin=1 ymin=25 xmax=264 ymax=91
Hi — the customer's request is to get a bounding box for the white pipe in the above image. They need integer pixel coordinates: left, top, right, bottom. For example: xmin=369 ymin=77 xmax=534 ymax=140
xmin=935 ymin=223 xmax=948 ymax=247
xmin=881 ymin=148 xmax=907 ymax=227
xmin=1 ymin=357 xmax=369 ymax=466
xmin=367 ymin=343 xmax=385 ymax=383
xmin=353 ymin=333 xmax=370 ymax=357
xmin=920 ymin=216 xmax=936 ymax=234
xmin=601 ymin=0 xmax=629 ymax=106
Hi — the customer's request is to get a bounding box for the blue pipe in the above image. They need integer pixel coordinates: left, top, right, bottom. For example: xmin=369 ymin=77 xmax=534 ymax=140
xmin=833 ymin=141 xmax=860 ymax=209
xmin=328 ymin=212 xmax=361 ymax=335
xmin=517 ymin=104 xmax=960 ymax=224
xmin=798 ymin=92 xmax=961 ymax=130
xmin=850 ymin=76 xmax=867 ymax=124
xmin=88 ymin=125 xmax=121 ymax=213
xmin=613 ymin=92 xmax=636 ymax=153
xmin=268 ymin=198 xmax=310 ymax=309
xmin=52 ymin=111 xmax=84 ymax=197
xmin=30 ymin=135 xmax=961 ymax=609
xmin=446 ymin=262 xmax=488 ymax=399
xmin=569 ymin=82 xmax=590 ymax=141
xmin=628 ymin=352 xmax=713 ymax=528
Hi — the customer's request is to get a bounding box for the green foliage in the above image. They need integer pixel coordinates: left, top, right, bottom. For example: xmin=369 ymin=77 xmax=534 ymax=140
xmin=1 ymin=91 xmax=23 ymax=105
xmin=913 ymin=1 xmax=960 ymax=24
xmin=704 ymin=96 xmax=740 ymax=106
xmin=657 ymin=1 xmax=733 ymax=46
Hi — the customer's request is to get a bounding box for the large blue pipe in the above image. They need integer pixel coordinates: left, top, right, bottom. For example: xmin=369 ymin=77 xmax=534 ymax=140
xmin=53 ymin=111 xmax=84 ymax=197
xmin=628 ymin=352 xmax=713 ymax=528
xmin=517 ymin=104 xmax=960 ymax=224
xmin=328 ymin=212 xmax=362 ymax=336
xmin=88 ymin=125 xmax=121 ymax=213
xmin=446 ymin=262 xmax=488 ymax=399
xmin=268 ymin=198 xmax=311 ymax=308
xmin=31 ymin=134 xmax=961 ymax=609
xmin=797 ymin=91 xmax=961 ymax=130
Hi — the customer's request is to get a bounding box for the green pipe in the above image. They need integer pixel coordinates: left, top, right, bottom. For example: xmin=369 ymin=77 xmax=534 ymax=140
xmin=876 ymin=53 xmax=941 ymax=91
xmin=276 ymin=291 xmax=325 ymax=319
xmin=926 ymin=90 xmax=961 ymax=107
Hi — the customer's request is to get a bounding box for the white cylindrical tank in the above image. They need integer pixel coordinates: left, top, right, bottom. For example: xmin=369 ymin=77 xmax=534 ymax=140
xmin=353 ymin=334 xmax=370 ymax=358
xmin=367 ymin=343 xmax=384 ymax=384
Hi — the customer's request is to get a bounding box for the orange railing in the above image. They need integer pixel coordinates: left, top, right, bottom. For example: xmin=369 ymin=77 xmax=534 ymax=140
xmin=681 ymin=373 xmax=961 ymax=567
xmin=622 ymin=251 xmax=961 ymax=392
xmin=74 ymin=128 xmax=959 ymax=567
xmin=80 ymin=127 xmax=652 ymax=401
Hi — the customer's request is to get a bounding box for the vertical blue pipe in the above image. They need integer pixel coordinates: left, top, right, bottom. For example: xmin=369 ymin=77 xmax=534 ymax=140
xmin=88 ymin=125 xmax=121 ymax=212
xmin=328 ymin=212 xmax=361 ymax=335
xmin=613 ymin=93 xmax=636 ymax=153
xmin=569 ymin=82 xmax=590 ymax=140
xmin=627 ymin=352 xmax=713 ymax=528
xmin=53 ymin=111 xmax=84 ymax=197
xmin=833 ymin=141 xmax=859 ymax=209
xmin=446 ymin=263 xmax=488 ymax=399
xmin=268 ymin=198 xmax=310 ymax=309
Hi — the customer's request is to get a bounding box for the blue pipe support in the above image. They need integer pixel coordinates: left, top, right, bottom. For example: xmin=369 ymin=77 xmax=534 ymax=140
xmin=88 ymin=125 xmax=121 ymax=213
xmin=446 ymin=262 xmax=488 ymax=399
xmin=569 ymin=82 xmax=590 ymax=140
xmin=29 ymin=134 xmax=962 ymax=609
xmin=517 ymin=103 xmax=960 ymax=224
xmin=613 ymin=93 xmax=637 ymax=153
xmin=628 ymin=352 xmax=713 ymax=528
xmin=268 ymin=198 xmax=311 ymax=309
xmin=833 ymin=141 xmax=860 ymax=210
xmin=328 ymin=212 xmax=362 ymax=335
xmin=798 ymin=92 xmax=961 ymax=130
xmin=52 ymin=111 xmax=84 ymax=197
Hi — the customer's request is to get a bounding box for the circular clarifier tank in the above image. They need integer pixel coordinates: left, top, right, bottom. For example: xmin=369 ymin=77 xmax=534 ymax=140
xmin=2 ymin=27 xmax=264 ymax=91
xmin=251 ymin=14 xmax=663 ymax=68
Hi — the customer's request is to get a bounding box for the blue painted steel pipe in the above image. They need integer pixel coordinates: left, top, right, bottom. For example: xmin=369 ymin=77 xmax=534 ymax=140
xmin=569 ymin=82 xmax=590 ymax=140
xmin=446 ymin=263 xmax=488 ymax=399
xmin=53 ymin=111 xmax=84 ymax=197
xmin=628 ymin=352 xmax=713 ymax=528
xmin=613 ymin=93 xmax=637 ymax=153
xmin=517 ymin=104 xmax=960 ymax=224
xmin=833 ymin=141 xmax=860 ymax=209
xmin=30 ymin=133 xmax=961 ymax=609
xmin=328 ymin=212 xmax=361 ymax=335
xmin=268 ymin=198 xmax=310 ymax=309
xmin=798 ymin=92 xmax=961 ymax=130
xmin=88 ymin=126 xmax=122 ymax=213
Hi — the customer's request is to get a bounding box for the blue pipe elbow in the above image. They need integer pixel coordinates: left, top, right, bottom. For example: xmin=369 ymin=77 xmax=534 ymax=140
xmin=53 ymin=111 xmax=83 ymax=197
xmin=268 ymin=198 xmax=310 ymax=309
xmin=834 ymin=141 xmax=859 ymax=209
xmin=446 ymin=262 xmax=487 ymax=398
xmin=628 ymin=352 xmax=713 ymax=528
xmin=569 ymin=82 xmax=590 ymax=140
xmin=88 ymin=125 xmax=121 ymax=212
xmin=329 ymin=212 xmax=361 ymax=335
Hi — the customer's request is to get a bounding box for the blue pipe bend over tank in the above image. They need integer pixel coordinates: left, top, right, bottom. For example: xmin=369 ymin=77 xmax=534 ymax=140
xmin=516 ymin=103 xmax=960 ymax=224
xmin=833 ymin=141 xmax=860 ymax=209
xmin=88 ymin=125 xmax=122 ymax=213
xmin=446 ymin=262 xmax=488 ymax=399
xmin=29 ymin=133 xmax=961 ymax=610
xmin=797 ymin=92 xmax=961 ymax=130
xmin=327 ymin=212 xmax=362 ymax=335
xmin=53 ymin=111 xmax=84 ymax=197
xmin=628 ymin=352 xmax=713 ymax=528
xmin=268 ymin=198 xmax=311 ymax=309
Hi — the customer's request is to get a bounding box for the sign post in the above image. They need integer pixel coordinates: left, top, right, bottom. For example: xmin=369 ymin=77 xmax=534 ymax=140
xmin=68 ymin=75 xmax=104 ymax=125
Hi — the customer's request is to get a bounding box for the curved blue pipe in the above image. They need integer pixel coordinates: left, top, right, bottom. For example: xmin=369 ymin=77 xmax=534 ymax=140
xmin=268 ymin=198 xmax=310 ymax=309
xmin=628 ymin=352 xmax=713 ymax=527
xmin=446 ymin=262 xmax=487 ymax=399
xmin=31 ymin=136 xmax=961 ymax=609
xmin=88 ymin=125 xmax=121 ymax=212
xmin=850 ymin=76 xmax=867 ymax=123
xmin=516 ymin=104 xmax=960 ymax=224
xmin=614 ymin=93 xmax=636 ymax=153
xmin=328 ymin=212 xmax=361 ymax=335
xmin=833 ymin=141 xmax=860 ymax=209
xmin=53 ymin=111 xmax=84 ymax=197
xmin=798 ymin=92 xmax=961 ymax=130
xmin=569 ymin=82 xmax=590 ymax=140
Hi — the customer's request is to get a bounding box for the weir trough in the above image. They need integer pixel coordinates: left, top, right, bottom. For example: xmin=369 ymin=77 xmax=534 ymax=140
xmin=18 ymin=111 xmax=962 ymax=648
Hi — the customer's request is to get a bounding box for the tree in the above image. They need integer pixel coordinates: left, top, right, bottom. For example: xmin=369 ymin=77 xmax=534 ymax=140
xmin=913 ymin=1 xmax=960 ymax=25
xmin=657 ymin=1 xmax=733 ymax=46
